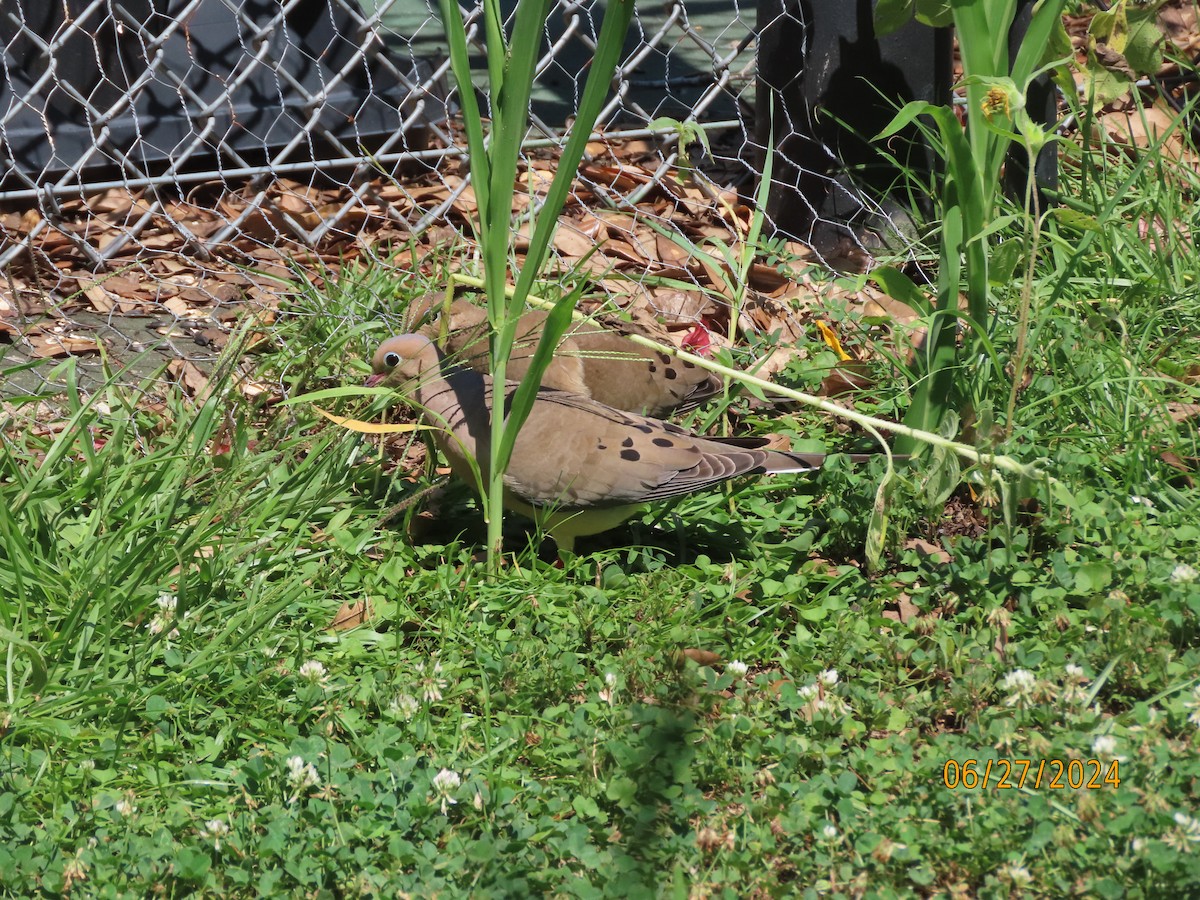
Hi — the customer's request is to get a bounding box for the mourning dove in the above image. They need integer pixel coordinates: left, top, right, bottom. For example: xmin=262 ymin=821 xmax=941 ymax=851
xmin=367 ymin=332 xmax=828 ymax=553
xmin=405 ymin=296 xmax=722 ymax=417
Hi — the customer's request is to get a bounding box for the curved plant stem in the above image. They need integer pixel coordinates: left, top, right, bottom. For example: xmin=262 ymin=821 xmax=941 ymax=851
xmin=447 ymin=274 xmax=1039 ymax=479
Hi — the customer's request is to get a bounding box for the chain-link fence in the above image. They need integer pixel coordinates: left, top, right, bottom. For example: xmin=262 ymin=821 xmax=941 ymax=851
xmin=1 ymin=0 xmax=929 ymax=398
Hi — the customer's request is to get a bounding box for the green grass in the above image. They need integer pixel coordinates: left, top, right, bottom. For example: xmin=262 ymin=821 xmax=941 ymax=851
xmin=3 ymin=118 xmax=1200 ymax=900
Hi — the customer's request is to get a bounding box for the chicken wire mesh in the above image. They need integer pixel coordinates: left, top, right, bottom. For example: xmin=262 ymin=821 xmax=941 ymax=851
xmin=0 ymin=0 xmax=931 ymax=401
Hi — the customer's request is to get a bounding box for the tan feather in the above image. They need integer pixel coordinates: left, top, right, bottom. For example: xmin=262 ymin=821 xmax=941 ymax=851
xmin=404 ymin=296 xmax=722 ymax=417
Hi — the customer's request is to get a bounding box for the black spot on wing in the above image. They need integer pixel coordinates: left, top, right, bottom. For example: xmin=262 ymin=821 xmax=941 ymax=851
xmin=620 ymin=449 xmax=640 ymax=461
xmin=621 ymin=437 xmax=634 ymax=448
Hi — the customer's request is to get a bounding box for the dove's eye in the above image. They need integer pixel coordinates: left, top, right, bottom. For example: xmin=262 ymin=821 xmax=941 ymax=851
xmin=383 ymin=352 xmax=401 ymax=368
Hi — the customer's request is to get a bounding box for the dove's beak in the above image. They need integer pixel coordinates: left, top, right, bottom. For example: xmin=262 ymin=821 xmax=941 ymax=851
xmin=364 ymin=373 xmax=385 ymax=387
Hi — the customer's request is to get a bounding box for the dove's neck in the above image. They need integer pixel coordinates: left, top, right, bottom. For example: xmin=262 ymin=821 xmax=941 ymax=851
xmin=413 ymin=356 xmax=497 ymax=478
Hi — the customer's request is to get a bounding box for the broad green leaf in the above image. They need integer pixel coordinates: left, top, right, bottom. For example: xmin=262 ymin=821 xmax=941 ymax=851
xmin=1088 ymin=1 xmax=1128 ymax=53
xmin=873 ymin=100 xmax=940 ymax=142
xmin=873 ymin=0 xmax=914 ymax=37
xmin=1046 ymin=207 xmax=1103 ymax=233
xmin=868 ymin=266 xmax=933 ymax=315
xmin=915 ymin=0 xmax=952 ymax=28
xmin=1124 ymin=6 xmax=1165 ymax=76
xmin=988 ymin=238 xmax=1023 ymax=286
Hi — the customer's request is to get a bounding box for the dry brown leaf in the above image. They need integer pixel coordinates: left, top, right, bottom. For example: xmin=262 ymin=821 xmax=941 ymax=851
xmin=138 ymin=231 xmax=185 ymax=250
xmin=743 ymin=295 xmax=807 ymax=341
xmin=81 ymin=283 xmax=116 ymax=313
xmin=741 ymin=344 xmax=795 ymax=381
xmin=746 ymin=262 xmax=788 ymax=292
xmin=1166 ymin=402 xmax=1200 ymax=424
xmin=691 ymin=253 xmax=730 ymax=294
xmin=551 ymin=218 xmax=600 ymax=259
xmin=858 ymin=288 xmax=922 ymax=325
xmin=904 ymin=537 xmax=952 ymax=565
xmin=579 ymin=162 xmax=650 ymax=193
xmin=87 ymin=188 xmax=138 ymax=215
xmin=646 ymin=288 xmax=713 ymax=324
xmin=1159 ymin=1 xmax=1198 ymax=42
xmin=654 ymin=231 xmax=692 ymax=268
xmin=680 ymin=648 xmax=722 ymax=667
xmin=97 ymin=275 xmax=144 ymax=298
xmin=820 ymin=363 xmax=875 ymax=397
xmin=328 ymin=599 xmax=373 ymax=631
xmin=881 ymin=593 xmax=921 ymax=624
xmin=276 ymin=192 xmax=316 ymax=215
xmin=1158 ymin=450 xmax=1196 ymax=478
xmin=29 ymin=334 xmax=100 ymax=358
xmin=1099 ymin=101 xmax=1192 ymax=161
xmin=167 ymin=359 xmax=211 ymax=399
xmin=759 ymin=432 xmax=797 ymax=453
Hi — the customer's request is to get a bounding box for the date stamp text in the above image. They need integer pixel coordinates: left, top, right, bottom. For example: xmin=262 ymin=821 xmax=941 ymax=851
xmin=942 ymin=758 xmax=1120 ymax=790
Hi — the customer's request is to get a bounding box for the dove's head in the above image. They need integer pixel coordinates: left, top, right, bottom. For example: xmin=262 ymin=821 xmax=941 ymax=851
xmin=366 ymin=333 xmax=436 ymax=387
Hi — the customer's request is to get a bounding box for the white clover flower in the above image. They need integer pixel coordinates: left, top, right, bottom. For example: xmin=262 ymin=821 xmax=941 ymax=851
xmin=148 ymin=593 xmax=180 ymax=639
xmin=1000 ymin=864 xmax=1033 ymax=887
xmin=389 ymin=693 xmax=419 ymax=720
xmin=421 ymin=660 xmax=447 ymax=703
xmin=1173 ymin=812 xmax=1200 ymax=842
xmin=818 ymin=669 xmax=839 ymax=686
xmin=1064 ymin=664 xmax=1084 ymax=680
xmin=1171 ymin=563 xmax=1199 ymax=584
xmin=599 ymin=672 xmax=617 ymax=704
xmin=114 ymin=798 xmax=136 ymax=818
xmin=1131 ymin=838 xmax=1146 ymax=854
xmin=1001 ymin=669 xmax=1037 ymax=706
xmin=200 ymin=819 xmax=229 ymax=849
xmin=285 ymin=756 xmax=320 ymax=793
xmin=1092 ymin=735 xmax=1117 ymax=758
xmin=1002 ymin=669 xmax=1035 ymax=691
xmin=820 ymin=824 xmax=839 ymax=841
xmin=297 ymin=660 xmax=327 ymax=684
xmin=726 ymin=660 xmax=748 ymax=677
xmin=797 ymin=683 xmax=820 ymax=702
xmin=431 ymin=768 xmax=461 ymax=814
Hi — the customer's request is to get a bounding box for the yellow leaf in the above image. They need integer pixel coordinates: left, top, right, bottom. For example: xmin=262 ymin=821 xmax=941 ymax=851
xmin=314 ymin=407 xmax=433 ymax=434
xmin=815 ymin=321 xmax=852 ymax=362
